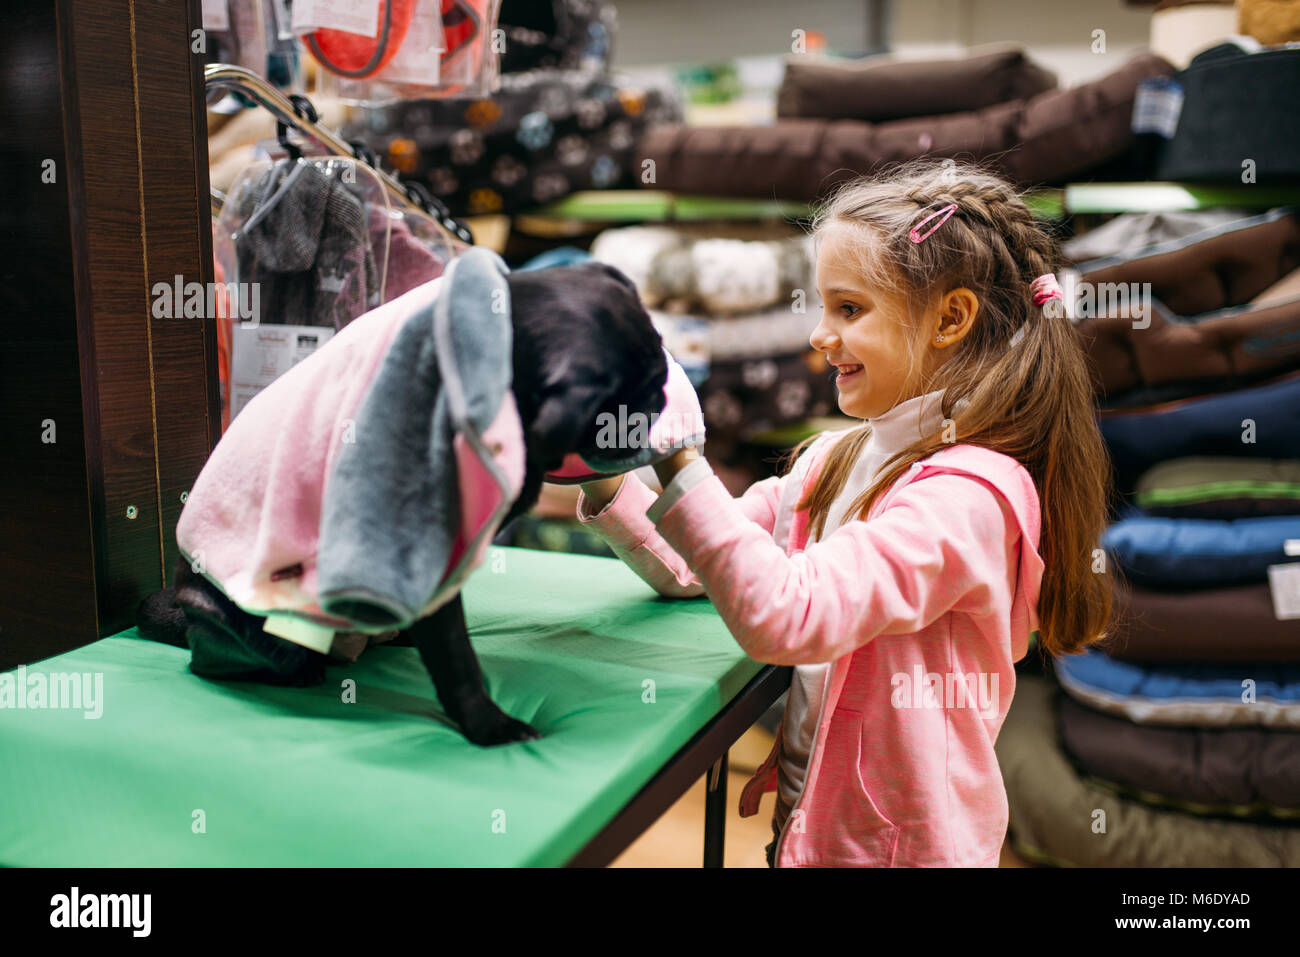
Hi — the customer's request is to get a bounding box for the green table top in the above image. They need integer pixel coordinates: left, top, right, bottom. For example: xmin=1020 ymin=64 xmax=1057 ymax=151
xmin=0 ymin=547 xmax=763 ymax=866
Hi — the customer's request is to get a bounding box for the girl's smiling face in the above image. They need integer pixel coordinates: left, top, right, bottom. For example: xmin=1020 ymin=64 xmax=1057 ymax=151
xmin=811 ymin=222 xmax=929 ymax=420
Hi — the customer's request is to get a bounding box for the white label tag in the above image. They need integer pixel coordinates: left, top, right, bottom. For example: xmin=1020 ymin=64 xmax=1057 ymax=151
xmin=201 ymin=0 xmax=230 ymax=31
xmin=230 ymin=323 xmax=335 ymax=420
xmin=1267 ymin=562 xmax=1300 ymax=620
xmin=291 ymin=0 xmax=381 ymax=38
xmin=263 ymin=615 xmax=337 ymax=655
xmin=1285 ymin=539 xmax=1300 ymax=557
xmin=377 ymin=0 xmax=443 ymax=85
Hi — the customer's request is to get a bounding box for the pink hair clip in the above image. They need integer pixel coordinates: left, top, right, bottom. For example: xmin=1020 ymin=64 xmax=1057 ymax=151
xmin=1030 ymin=273 xmax=1064 ymax=306
xmin=909 ymin=203 xmax=958 ymax=243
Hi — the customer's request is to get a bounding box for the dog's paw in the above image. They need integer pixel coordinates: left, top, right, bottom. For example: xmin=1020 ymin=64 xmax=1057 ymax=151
xmin=456 ymin=701 xmax=542 ymax=747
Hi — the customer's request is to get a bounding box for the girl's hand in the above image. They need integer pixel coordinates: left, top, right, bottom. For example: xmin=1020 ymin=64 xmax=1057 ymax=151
xmin=578 ymin=474 xmax=627 ymax=516
xmin=653 ymin=446 xmax=701 ymax=489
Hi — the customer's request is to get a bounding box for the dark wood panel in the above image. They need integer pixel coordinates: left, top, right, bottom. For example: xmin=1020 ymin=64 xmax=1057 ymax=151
xmin=0 ymin=0 xmax=98 ymax=668
xmin=60 ymin=0 xmax=163 ymax=636
xmin=1 ymin=0 xmax=213 ymax=665
xmin=135 ymin=0 xmax=218 ymax=588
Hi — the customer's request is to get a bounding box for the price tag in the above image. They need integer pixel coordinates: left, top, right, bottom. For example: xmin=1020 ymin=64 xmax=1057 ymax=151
xmin=201 ymin=0 xmax=229 ymax=31
xmin=230 ymin=323 xmax=335 ymax=420
xmin=379 ymin=0 xmax=443 ymax=85
xmin=1267 ymin=562 xmax=1300 ymax=621
xmin=291 ymin=0 xmax=381 ymax=38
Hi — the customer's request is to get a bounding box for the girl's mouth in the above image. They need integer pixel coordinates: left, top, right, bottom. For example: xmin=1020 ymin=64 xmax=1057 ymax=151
xmin=834 ymin=363 xmax=864 ymax=385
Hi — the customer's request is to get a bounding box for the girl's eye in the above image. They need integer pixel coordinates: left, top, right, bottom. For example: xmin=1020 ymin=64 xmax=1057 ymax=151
xmin=840 ymin=303 xmax=860 ymax=318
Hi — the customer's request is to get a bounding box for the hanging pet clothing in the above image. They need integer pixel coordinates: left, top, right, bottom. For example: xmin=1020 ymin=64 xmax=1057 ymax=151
xmin=213 ymin=154 xmax=393 ymax=423
xmin=176 ymin=248 xmax=527 ymax=649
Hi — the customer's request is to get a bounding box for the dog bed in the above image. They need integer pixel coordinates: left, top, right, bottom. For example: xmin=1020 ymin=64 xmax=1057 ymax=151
xmin=1155 ymin=43 xmax=1300 ymax=182
xmin=0 ymin=547 xmax=766 ymax=866
xmin=1056 ymin=690 xmax=1300 ymax=817
xmin=589 ymin=225 xmax=814 ymax=317
xmin=1054 ymin=647 xmax=1300 ymax=728
xmin=998 ymin=676 xmax=1300 ymax=866
xmin=1098 ymin=368 xmax=1300 ymax=495
xmin=1073 ymin=207 xmax=1300 ymax=402
xmin=1136 ymin=456 xmax=1300 ymax=519
xmin=636 ymin=51 xmax=1175 ymax=201
xmin=1102 ymin=511 xmax=1300 ymax=588
xmin=1102 ymin=575 xmax=1300 ymax=663
xmin=775 ymin=45 xmax=1057 ymax=122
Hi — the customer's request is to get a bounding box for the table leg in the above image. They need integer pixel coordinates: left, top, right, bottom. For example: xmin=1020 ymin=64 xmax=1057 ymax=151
xmin=703 ymin=750 xmax=728 ymax=868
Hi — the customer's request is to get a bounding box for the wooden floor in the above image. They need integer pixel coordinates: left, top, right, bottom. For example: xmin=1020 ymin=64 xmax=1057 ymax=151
xmin=609 ymin=723 xmax=1037 ymax=867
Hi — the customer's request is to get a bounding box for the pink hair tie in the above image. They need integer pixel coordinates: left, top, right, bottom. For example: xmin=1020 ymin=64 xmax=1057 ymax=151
xmin=1030 ymin=273 xmax=1064 ymax=307
xmin=908 ymin=203 xmax=958 ymax=243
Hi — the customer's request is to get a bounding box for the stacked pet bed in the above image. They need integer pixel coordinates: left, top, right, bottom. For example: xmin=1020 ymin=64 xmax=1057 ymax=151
xmin=998 ymin=677 xmax=1300 ymax=867
xmin=1071 ymin=207 xmax=1300 ymax=412
xmin=637 ymin=46 xmax=1176 ymax=202
xmin=999 ymin=211 xmax=1300 ymax=865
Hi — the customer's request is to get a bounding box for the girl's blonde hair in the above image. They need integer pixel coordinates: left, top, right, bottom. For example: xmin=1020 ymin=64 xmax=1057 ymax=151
xmin=784 ymin=157 xmax=1118 ymax=658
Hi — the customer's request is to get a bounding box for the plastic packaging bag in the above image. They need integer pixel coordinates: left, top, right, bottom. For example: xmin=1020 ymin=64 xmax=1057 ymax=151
xmin=202 ymin=0 xmax=303 ymax=111
xmin=295 ymin=0 xmax=502 ymax=105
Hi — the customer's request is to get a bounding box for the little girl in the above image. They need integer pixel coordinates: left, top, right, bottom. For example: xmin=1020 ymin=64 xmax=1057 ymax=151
xmin=575 ymin=159 xmax=1115 ymax=868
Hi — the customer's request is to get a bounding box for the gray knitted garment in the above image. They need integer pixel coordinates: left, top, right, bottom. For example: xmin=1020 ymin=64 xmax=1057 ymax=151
xmin=235 ymin=160 xmax=380 ymax=329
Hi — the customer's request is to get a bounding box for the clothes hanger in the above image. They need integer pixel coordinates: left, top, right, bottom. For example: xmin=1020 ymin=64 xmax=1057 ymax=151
xmin=204 ymin=64 xmax=474 ymax=247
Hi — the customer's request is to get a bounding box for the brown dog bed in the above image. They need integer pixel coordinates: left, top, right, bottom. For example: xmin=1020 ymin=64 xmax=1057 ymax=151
xmin=1057 ymin=689 xmax=1300 ymax=818
xmin=998 ymin=676 xmax=1300 ymax=866
xmin=776 ymin=46 xmax=1057 ymax=123
xmin=638 ymin=51 xmax=1174 ymax=201
xmin=1100 ymin=574 xmax=1300 ymax=663
xmin=1073 ymin=207 xmax=1300 ymax=401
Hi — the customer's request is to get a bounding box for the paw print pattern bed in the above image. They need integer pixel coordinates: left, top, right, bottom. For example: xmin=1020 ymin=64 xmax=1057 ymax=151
xmin=0 ymin=548 xmax=762 ymax=866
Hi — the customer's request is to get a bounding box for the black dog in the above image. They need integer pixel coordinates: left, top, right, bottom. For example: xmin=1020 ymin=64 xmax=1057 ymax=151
xmin=138 ymin=261 xmax=668 ymax=746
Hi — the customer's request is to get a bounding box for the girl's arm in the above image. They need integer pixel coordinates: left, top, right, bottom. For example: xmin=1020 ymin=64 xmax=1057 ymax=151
xmin=575 ymin=450 xmax=794 ymax=599
xmin=646 ymin=463 xmax=1025 ymax=665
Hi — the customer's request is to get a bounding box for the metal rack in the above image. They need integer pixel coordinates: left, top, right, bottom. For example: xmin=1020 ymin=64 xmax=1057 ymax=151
xmin=204 ymin=63 xmax=474 ymax=245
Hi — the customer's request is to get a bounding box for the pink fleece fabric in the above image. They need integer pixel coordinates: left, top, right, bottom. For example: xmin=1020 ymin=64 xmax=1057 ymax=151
xmin=576 ymin=429 xmax=1045 ymax=867
xmin=175 ymin=275 xmax=525 ymax=627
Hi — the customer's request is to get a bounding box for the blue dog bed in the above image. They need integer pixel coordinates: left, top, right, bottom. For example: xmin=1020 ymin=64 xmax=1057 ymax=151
xmin=1103 ymin=512 xmax=1300 ymax=588
xmin=1055 ymin=647 xmax=1300 ymax=728
xmin=1099 ymin=369 xmax=1300 ymax=494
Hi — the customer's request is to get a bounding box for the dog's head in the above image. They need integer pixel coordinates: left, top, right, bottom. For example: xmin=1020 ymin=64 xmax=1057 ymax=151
xmin=506 ymin=261 xmax=668 ymax=474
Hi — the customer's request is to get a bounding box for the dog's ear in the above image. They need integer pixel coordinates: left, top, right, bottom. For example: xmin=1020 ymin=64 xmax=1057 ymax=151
xmin=529 ymin=377 xmax=615 ymax=469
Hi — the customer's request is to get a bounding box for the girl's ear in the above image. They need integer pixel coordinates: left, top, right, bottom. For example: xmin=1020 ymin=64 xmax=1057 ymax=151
xmin=936 ymin=287 xmax=980 ymax=344
xmin=529 ymin=377 xmax=616 ymax=469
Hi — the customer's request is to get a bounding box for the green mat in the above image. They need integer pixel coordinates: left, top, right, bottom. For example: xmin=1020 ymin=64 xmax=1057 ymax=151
xmin=0 ymin=547 xmax=762 ymax=866
xmin=523 ymin=189 xmax=1066 ymax=224
xmin=1064 ymin=181 xmax=1300 ymax=214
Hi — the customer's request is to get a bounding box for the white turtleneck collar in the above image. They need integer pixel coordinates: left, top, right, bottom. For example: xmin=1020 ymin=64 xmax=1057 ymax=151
xmin=864 ymin=388 xmax=950 ymax=457
xmin=817 ymin=388 xmax=955 ymax=540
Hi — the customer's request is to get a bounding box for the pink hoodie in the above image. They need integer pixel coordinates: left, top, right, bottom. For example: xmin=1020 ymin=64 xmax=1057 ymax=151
xmin=576 ymin=428 xmax=1044 ymax=867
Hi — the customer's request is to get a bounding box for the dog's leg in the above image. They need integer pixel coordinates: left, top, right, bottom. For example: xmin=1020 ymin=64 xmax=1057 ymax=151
xmin=409 ymin=593 xmax=541 ymax=746
xmin=174 ymin=561 xmax=327 ymax=688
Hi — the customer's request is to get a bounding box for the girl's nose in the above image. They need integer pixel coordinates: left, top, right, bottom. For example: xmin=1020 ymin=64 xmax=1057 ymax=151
xmin=810 ymin=320 xmax=839 ymax=352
